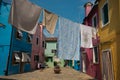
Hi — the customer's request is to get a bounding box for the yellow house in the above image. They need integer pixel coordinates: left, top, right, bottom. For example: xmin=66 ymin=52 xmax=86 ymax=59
xmin=98 ymin=0 xmax=120 ymax=80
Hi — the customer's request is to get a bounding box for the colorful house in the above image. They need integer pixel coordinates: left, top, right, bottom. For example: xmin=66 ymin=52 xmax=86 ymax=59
xmin=45 ymin=38 xmax=64 ymax=68
xmin=98 ymin=0 xmax=120 ymax=79
xmin=31 ymin=23 xmax=45 ymax=70
xmin=0 ymin=1 xmax=32 ymax=75
xmin=82 ymin=1 xmax=102 ymax=80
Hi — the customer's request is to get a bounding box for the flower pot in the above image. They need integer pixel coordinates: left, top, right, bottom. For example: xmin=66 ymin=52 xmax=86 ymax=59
xmin=54 ymin=65 xmax=61 ymax=74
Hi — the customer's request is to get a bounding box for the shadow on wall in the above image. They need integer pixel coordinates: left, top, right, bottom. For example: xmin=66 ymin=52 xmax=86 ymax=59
xmin=0 ymin=78 xmax=16 ymax=80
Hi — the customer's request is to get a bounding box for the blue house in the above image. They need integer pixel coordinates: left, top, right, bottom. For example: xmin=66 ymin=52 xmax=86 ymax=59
xmin=0 ymin=1 xmax=32 ymax=76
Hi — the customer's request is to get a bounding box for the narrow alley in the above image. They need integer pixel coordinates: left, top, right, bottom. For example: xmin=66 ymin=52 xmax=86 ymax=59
xmin=0 ymin=67 xmax=95 ymax=80
xmin=1 ymin=0 xmax=120 ymax=79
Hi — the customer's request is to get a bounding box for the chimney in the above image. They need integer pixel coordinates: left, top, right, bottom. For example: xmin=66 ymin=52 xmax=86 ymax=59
xmin=84 ymin=2 xmax=93 ymax=17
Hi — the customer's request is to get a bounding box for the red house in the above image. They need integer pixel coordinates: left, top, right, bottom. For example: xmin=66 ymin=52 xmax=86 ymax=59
xmin=82 ymin=1 xmax=102 ymax=80
xmin=31 ymin=23 xmax=45 ymax=70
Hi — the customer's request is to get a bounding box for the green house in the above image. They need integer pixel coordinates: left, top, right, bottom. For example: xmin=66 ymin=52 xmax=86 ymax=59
xmin=45 ymin=38 xmax=64 ymax=68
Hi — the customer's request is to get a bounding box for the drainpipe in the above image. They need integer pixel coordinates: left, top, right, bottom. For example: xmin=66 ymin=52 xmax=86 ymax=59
xmin=5 ymin=27 xmax=13 ymax=76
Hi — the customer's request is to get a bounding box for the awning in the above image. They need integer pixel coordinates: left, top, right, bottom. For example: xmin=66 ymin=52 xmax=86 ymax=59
xmin=22 ymin=52 xmax=31 ymax=62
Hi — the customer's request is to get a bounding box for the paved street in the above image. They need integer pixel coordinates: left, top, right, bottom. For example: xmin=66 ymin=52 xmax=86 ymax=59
xmin=0 ymin=67 xmax=95 ymax=80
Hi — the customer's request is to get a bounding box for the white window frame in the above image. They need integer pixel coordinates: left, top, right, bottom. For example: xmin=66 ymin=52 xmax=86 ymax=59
xmin=93 ymin=46 xmax=99 ymax=64
xmin=92 ymin=13 xmax=98 ymax=28
xmin=101 ymin=1 xmax=110 ymax=27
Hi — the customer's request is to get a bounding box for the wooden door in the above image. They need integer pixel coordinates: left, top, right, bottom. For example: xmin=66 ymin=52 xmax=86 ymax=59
xmin=82 ymin=53 xmax=86 ymax=73
xmin=102 ymin=50 xmax=114 ymax=80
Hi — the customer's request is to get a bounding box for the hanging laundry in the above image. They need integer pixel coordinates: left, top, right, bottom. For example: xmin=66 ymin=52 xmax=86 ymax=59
xmin=9 ymin=0 xmax=42 ymax=34
xmin=58 ymin=17 xmax=80 ymax=60
xmin=43 ymin=9 xmax=58 ymax=34
xmin=80 ymin=24 xmax=93 ymax=48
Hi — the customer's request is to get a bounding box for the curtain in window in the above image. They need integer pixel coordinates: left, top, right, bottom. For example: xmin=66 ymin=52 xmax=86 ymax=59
xmin=14 ymin=53 xmax=20 ymax=62
xmin=22 ymin=52 xmax=31 ymax=62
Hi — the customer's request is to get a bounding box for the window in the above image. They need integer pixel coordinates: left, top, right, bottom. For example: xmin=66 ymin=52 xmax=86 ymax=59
xmin=27 ymin=34 xmax=32 ymax=43
xmin=93 ymin=46 xmax=99 ymax=63
xmin=12 ymin=51 xmax=21 ymax=65
xmin=36 ymin=37 xmax=39 ymax=45
xmin=92 ymin=14 xmax=97 ymax=28
xmin=21 ymin=52 xmax=31 ymax=63
xmin=34 ymin=55 xmax=39 ymax=62
xmin=45 ymin=57 xmax=53 ymax=62
xmin=51 ymin=49 xmax=57 ymax=53
xmin=102 ymin=2 xmax=109 ymax=26
xmin=16 ymin=29 xmax=23 ymax=39
xmin=42 ymin=41 xmax=46 ymax=48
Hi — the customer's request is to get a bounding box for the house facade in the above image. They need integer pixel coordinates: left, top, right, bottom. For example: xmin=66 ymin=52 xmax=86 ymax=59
xmin=0 ymin=1 xmax=12 ymax=76
xmin=45 ymin=38 xmax=64 ymax=68
xmin=82 ymin=1 xmax=102 ymax=80
xmin=98 ymin=0 xmax=120 ymax=80
xmin=0 ymin=1 xmax=32 ymax=75
xmin=31 ymin=23 xmax=45 ymax=70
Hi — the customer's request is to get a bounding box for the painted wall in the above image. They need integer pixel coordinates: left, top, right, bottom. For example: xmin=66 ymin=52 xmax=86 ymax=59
xmin=45 ymin=41 xmax=56 ymax=68
xmin=45 ymin=39 xmax=64 ymax=68
xmin=98 ymin=0 xmax=120 ymax=80
xmin=31 ymin=24 xmax=45 ymax=70
xmin=0 ymin=2 xmax=12 ymax=76
xmin=7 ymin=28 xmax=32 ymax=75
xmin=83 ymin=2 xmax=102 ymax=80
xmin=0 ymin=1 xmax=32 ymax=75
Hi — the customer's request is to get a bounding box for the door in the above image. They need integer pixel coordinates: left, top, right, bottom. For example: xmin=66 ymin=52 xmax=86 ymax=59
xmin=82 ymin=53 xmax=86 ymax=73
xmin=102 ymin=50 xmax=114 ymax=80
xmin=20 ymin=62 xmax=24 ymax=73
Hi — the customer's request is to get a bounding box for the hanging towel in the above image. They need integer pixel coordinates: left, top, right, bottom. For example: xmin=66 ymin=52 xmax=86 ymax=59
xmin=58 ymin=17 xmax=80 ymax=60
xmin=43 ymin=9 xmax=58 ymax=34
xmin=9 ymin=0 xmax=42 ymax=34
xmin=80 ymin=24 xmax=93 ymax=48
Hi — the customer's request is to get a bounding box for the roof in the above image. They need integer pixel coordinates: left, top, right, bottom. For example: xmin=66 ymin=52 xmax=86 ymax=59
xmin=45 ymin=37 xmax=57 ymax=42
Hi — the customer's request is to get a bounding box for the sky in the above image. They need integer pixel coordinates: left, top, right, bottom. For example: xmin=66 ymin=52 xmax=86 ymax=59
xmin=29 ymin=0 xmax=95 ymax=37
xmin=3 ymin=0 xmax=95 ymax=37
xmin=30 ymin=0 xmax=95 ymax=23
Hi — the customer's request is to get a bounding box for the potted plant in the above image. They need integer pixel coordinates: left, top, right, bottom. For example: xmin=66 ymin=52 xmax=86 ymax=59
xmin=53 ymin=57 xmax=61 ymax=74
xmin=54 ymin=64 xmax=61 ymax=74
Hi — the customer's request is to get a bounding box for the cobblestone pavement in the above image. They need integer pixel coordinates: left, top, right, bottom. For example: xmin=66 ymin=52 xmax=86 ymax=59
xmin=0 ymin=67 xmax=95 ymax=80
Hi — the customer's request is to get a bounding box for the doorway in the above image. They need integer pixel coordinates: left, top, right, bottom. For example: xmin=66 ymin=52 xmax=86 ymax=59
xmin=82 ymin=52 xmax=86 ymax=73
xmin=102 ymin=49 xmax=114 ymax=80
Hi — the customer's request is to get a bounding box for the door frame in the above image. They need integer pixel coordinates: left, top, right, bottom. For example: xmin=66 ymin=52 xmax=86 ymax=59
xmin=81 ymin=51 xmax=86 ymax=73
xmin=102 ymin=49 xmax=114 ymax=80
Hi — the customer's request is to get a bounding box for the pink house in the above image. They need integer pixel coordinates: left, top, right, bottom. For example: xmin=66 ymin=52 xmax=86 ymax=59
xmin=31 ymin=23 xmax=45 ymax=70
xmin=82 ymin=1 xmax=102 ymax=80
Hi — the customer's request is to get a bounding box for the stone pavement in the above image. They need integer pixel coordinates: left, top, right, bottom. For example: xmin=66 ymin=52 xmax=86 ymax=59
xmin=0 ymin=67 xmax=95 ymax=80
